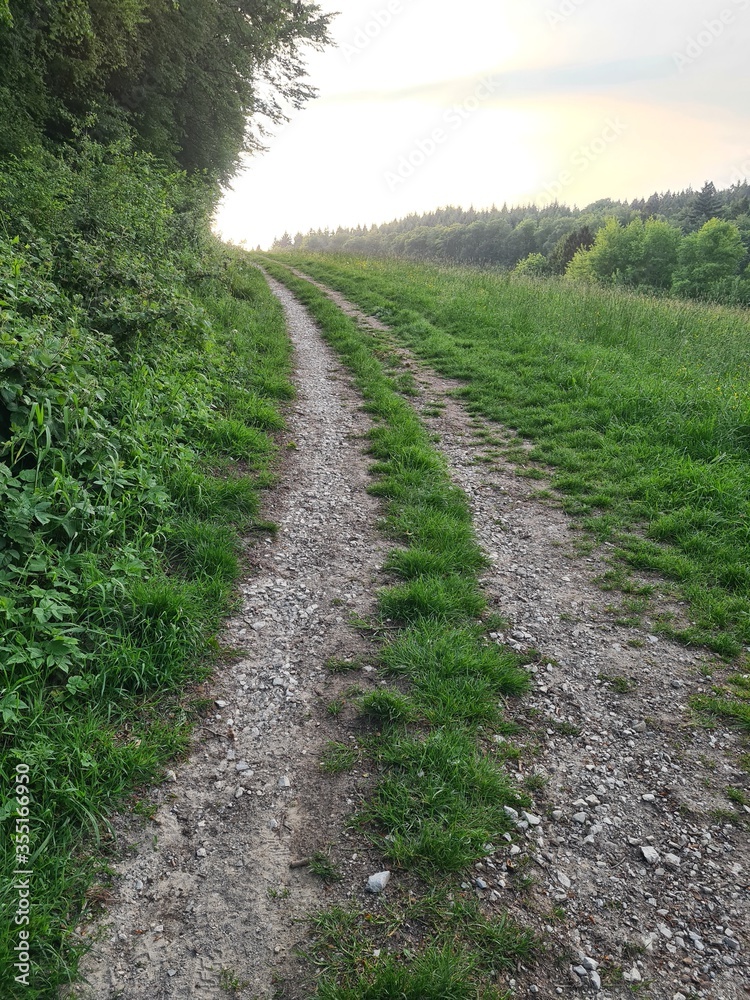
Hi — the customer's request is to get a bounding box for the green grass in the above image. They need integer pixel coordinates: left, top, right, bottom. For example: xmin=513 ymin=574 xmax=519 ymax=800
xmin=1 ymin=248 xmax=291 ymax=998
xmin=272 ymin=252 xmax=750 ymax=659
xmin=309 ymin=851 xmax=343 ymax=884
xmin=259 ymin=259 xmax=533 ymax=997
xmin=320 ymin=742 xmax=359 ymax=775
xmin=692 ymin=660 xmax=750 ymax=734
xmin=308 ymin=891 xmax=534 ymax=1000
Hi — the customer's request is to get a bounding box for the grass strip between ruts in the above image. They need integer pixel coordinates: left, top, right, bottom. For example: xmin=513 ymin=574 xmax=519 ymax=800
xmin=269 ymin=253 xmax=750 ymax=660
xmin=259 ymin=258 xmax=535 ymax=999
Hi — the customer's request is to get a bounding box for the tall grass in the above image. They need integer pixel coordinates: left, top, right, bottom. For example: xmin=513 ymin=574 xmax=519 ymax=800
xmin=1 ymin=249 xmax=291 ymax=999
xmin=273 ymin=253 xmax=750 ymax=659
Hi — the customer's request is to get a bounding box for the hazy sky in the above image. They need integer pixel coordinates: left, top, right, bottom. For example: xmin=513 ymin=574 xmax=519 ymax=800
xmin=214 ymin=0 xmax=750 ymax=249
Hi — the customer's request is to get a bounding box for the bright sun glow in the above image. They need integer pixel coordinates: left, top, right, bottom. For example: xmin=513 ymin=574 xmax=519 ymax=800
xmin=214 ymin=0 xmax=750 ymax=248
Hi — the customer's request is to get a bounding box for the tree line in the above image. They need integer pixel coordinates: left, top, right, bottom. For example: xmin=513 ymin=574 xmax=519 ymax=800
xmin=276 ymin=181 xmax=750 ymax=305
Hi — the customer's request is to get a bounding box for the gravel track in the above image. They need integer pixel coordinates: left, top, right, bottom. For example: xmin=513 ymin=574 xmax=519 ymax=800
xmin=293 ymin=270 xmax=750 ymax=1000
xmin=75 ymin=274 xmax=389 ymax=999
xmin=76 ymin=269 xmax=749 ymax=1000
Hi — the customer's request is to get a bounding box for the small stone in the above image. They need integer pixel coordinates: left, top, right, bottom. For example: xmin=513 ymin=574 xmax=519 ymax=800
xmin=215 ymin=700 xmax=228 ymax=708
xmin=552 ymin=809 xmax=564 ymax=821
xmin=268 ymin=819 xmax=278 ymax=830
xmin=590 ymin=970 xmax=601 ymax=992
xmin=634 ymin=721 xmax=647 ymax=733
xmin=278 ymin=775 xmax=291 ymax=789
xmin=582 ymin=956 xmax=598 ymax=971
xmin=164 ymin=769 xmax=177 ymax=783
xmin=640 ymin=846 xmax=660 ymax=865
xmin=664 ymin=853 xmax=681 ymax=868
xmin=557 ymin=871 xmax=572 ymax=889
xmin=196 ymin=847 xmax=207 ymax=858
xmin=366 ymin=871 xmax=391 ymax=894
xmin=642 ymin=793 xmax=656 ymax=803
xmin=475 ymin=878 xmax=488 ymax=890
xmin=235 ymin=761 xmax=250 ymax=772
xmin=658 ymin=922 xmax=673 ymax=940
xmin=623 ymin=966 xmax=642 ymax=983
xmin=167 ymin=970 xmax=177 ymax=978
xmin=673 ymin=994 xmax=687 ymax=1000
xmin=573 ymin=965 xmax=587 ymax=978
xmin=509 ymin=845 xmax=522 ymax=856
xmin=523 ymin=811 xmax=542 ymax=826
xmin=572 ymin=812 xmax=588 ymax=824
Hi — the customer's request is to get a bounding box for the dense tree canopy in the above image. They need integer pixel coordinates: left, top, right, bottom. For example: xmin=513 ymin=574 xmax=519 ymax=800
xmin=282 ymin=182 xmax=750 ymax=305
xmin=0 ymin=0 xmax=332 ymax=180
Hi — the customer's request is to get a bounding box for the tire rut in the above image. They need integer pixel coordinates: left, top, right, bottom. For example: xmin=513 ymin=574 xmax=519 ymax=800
xmin=75 ymin=274 xmax=389 ymax=999
xmin=281 ymin=267 xmax=750 ymax=1000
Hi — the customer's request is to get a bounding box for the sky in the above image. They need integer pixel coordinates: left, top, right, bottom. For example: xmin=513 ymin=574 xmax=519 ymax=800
xmin=214 ymin=0 xmax=750 ymax=249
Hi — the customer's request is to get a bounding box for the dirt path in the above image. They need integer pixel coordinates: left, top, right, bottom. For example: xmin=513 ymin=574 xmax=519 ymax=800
xmin=286 ymin=269 xmax=750 ymax=1000
xmin=75 ymin=274 xmax=390 ymax=999
xmin=76 ymin=269 xmax=749 ymax=1000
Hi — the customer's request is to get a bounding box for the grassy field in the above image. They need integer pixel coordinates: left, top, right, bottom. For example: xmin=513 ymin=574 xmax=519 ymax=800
xmin=269 ymin=254 xmax=750 ymax=662
xmin=261 ymin=259 xmax=535 ymax=998
xmin=1 ymin=249 xmax=292 ymax=999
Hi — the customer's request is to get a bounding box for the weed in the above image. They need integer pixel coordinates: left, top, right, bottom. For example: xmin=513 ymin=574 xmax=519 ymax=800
xmin=309 ymin=851 xmax=343 ymax=884
xmin=523 ymin=773 xmax=547 ymax=792
xmin=325 ymin=656 xmax=362 ymax=673
xmin=598 ymin=673 xmax=638 ymax=694
xmin=220 ymin=967 xmax=251 ymax=994
xmin=726 ymin=786 xmax=749 ymax=807
xmin=321 ymin=742 xmax=359 ymax=775
xmin=327 ymin=698 xmax=345 ymax=718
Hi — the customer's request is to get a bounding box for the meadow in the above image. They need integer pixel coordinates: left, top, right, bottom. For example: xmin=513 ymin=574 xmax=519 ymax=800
xmin=268 ymin=253 xmax=750 ymax=737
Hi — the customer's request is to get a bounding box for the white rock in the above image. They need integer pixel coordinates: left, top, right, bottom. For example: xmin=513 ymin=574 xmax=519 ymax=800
xmin=366 ymin=871 xmax=391 ymax=894
xmin=664 ymin=853 xmax=681 ymax=868
xmin=640 ymin=846 xmax=660 ymax=865
xmin=556 ymin=871 xmax=572 ymax=889
xmin=523 ymin=811 xmax=541 ymax=826
xmin=278 ymin=775 xmax=291 ymax=788
xmin=624 ymin=966 xmax=642 ymax=983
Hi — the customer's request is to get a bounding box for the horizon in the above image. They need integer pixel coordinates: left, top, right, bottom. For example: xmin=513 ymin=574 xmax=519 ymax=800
xmin=214 ymin=0 xmax=750 ymax=250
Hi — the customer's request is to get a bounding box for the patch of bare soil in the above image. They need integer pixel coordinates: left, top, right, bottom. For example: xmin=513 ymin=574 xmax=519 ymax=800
xmin=294 ymin=272 xmax=750 ymax=1000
